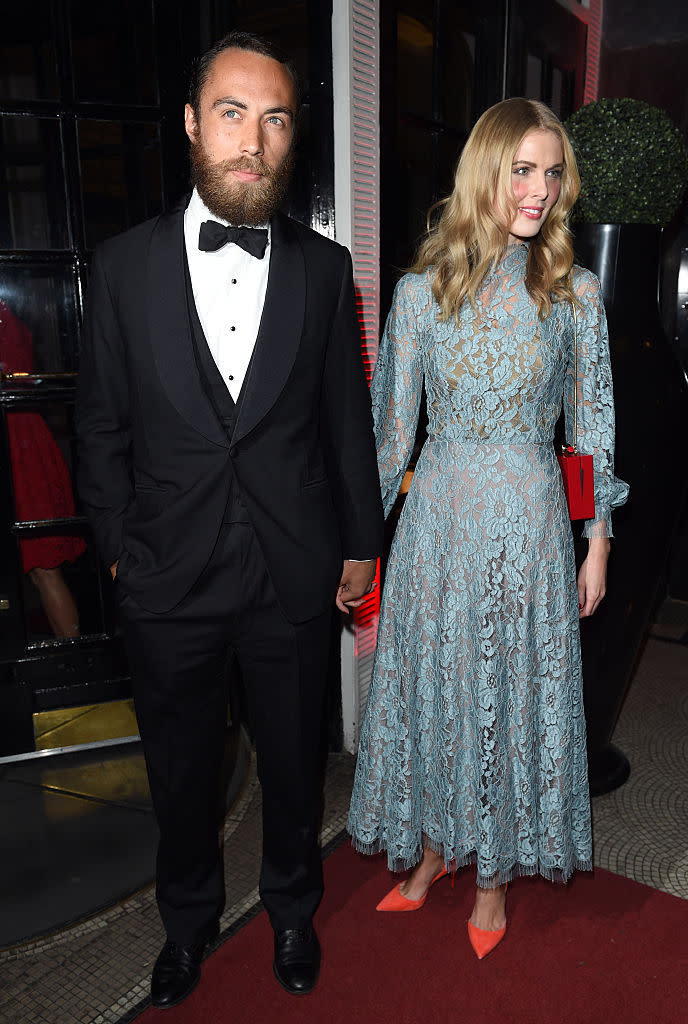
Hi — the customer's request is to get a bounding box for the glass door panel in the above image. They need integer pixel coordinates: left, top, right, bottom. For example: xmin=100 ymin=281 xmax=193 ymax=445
xmin=0 ymin=115 xmax=69 ymax=250
xmin=78 ymin=119 xmax=163 ymax=248
xmin=0 ymin=4 xmax=59 ymax=102
xmin=0 ymin=266 xmax=79 ymax=374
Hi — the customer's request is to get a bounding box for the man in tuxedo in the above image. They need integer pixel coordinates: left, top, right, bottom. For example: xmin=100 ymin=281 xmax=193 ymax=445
xmin=76 ymin=31 xmax=382 ymax=1008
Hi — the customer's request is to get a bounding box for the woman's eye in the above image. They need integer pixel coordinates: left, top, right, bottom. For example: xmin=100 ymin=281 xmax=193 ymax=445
xmin=513 ymin=166 xmax=529 ymax=175
xmin=547 ymin=168 xmax=563 ymax=179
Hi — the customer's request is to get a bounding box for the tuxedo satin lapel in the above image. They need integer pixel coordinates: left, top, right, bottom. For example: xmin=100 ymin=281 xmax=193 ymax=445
xmin=147 ymin=206 xmax=228 ymax=448
xmin=232 ymin=213 xmax=305 ymax=446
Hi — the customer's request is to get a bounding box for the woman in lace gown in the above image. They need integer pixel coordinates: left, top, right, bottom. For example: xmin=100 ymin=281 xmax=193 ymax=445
xmin=347 ymin=98 xmax=628 ymax=957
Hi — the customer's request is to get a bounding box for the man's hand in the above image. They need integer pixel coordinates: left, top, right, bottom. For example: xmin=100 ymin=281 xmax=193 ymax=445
xmin=336 ymin=559 xmax=377 ymax=614
xmin=110 ymin=560 xmax=119 ymax=580
xmin=577 ymin=536 xmax=610 ymax=618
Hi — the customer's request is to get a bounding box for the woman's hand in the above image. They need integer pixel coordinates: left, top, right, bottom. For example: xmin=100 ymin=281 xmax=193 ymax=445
xmin=577 ymin=536 xmax=610 ymax=618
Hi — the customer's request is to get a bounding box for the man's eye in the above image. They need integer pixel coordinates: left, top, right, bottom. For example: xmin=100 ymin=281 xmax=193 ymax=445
xmin=224 ymin=109 xmax=239 ymax=119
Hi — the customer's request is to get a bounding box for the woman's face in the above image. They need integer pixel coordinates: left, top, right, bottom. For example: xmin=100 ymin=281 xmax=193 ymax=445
xmin=507 ymin=129 xmax=563 ymax=243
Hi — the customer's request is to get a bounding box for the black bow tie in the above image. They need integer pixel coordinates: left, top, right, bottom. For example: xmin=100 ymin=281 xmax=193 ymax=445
xmin=198 ymin=221 xmax=269 ymax=259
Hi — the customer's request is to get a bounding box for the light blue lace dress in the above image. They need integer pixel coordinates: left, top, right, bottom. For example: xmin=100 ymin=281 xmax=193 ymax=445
xmin=347 ymin=243 xmax=629 ymax=886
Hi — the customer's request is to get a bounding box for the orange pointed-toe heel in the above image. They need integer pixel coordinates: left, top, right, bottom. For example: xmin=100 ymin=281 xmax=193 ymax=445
xmin=376 ymin=866 xmax=450 ymax=912
xmin=467 ymin=883 xmax=508 ymax=959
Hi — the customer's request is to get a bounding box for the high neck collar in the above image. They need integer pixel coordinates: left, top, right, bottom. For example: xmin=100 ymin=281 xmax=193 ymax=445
xmin=504 ymin=240 xmax=529 ymax=256
xmin=498 ymin=240 xmax=529 ymax=270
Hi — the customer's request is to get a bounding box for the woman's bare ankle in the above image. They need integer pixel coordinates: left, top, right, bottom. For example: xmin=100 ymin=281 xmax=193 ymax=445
xmin=470 ymin=883 xmax=507 ymax=931
xmin=399 ymin=848 xmax=444 ymax=900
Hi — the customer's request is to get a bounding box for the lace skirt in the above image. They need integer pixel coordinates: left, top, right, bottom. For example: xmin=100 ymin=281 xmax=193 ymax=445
xmin=347 ymin=439 xmax=592 ymax=886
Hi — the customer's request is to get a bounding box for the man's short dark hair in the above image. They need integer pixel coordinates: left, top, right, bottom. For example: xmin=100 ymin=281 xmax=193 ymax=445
xmin=188 ymin=30 xmax=301 ymax=116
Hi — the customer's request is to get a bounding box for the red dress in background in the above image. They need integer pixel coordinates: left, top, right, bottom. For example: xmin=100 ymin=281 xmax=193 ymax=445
xmin=0 ymin=300 xmax=87 ymax=573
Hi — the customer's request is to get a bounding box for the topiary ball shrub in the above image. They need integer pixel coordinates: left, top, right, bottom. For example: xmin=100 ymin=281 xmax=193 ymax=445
xmin=564 ymin=98 xmax=688 ymax=226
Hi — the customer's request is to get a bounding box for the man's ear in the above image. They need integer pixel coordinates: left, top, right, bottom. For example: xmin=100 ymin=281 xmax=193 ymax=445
xmin=184 ymin=104 xmax=199 ymax=144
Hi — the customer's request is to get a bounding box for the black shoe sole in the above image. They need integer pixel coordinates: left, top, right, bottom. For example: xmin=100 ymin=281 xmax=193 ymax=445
xmin=272 ymin=961 xmax=318 ymax=996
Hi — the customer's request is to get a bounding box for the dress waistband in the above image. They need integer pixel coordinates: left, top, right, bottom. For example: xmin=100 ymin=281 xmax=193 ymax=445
xmin=425 ymin=437 xmax=552 ymax=447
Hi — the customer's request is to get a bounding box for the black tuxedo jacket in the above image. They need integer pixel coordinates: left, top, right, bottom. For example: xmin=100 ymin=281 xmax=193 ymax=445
xmin=76 ymin=202 xmax=383 ymax=622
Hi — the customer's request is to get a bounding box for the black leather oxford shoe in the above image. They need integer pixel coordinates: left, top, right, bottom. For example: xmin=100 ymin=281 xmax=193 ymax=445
xmin=150 ymin=939 xmax=206 ymax=1008
xmin=273 ymin=926 xmax=321 ymax=995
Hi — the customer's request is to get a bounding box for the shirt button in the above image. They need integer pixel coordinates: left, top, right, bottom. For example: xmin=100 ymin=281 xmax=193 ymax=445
xmin=230 ymin=326 xmax=236 ymax=331
xmin=228 ymin=375 xmax=234 ymax=381
xmin=231 ymin=278 xmax=237 ymax=284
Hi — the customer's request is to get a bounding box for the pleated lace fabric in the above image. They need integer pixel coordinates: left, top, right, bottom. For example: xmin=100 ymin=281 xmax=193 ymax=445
xmin=347 ymin=244 xmax=629 ymax=885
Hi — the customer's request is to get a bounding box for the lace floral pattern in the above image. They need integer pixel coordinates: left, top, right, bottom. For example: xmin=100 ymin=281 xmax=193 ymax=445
xmin=347 ymin=245 xmax=628 ymax=885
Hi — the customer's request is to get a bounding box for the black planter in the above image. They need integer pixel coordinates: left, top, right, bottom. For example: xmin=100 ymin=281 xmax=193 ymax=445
xmin=573 ymin=224 xmax=688 ymax=795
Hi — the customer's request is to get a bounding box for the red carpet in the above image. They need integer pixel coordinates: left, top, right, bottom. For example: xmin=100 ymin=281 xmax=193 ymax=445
xmin=135 ymin=840 xmax=687 ymax=1024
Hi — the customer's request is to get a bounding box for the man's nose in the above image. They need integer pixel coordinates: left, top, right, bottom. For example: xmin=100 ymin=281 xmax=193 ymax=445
xmin=240 ymin=120 xmax=264 ymax=156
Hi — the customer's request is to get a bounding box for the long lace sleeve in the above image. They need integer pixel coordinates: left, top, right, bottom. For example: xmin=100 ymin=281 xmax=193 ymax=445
xmin=371 ymin=275 xmax=425 ymax=518
xmin=564 ymin=269 xmax=629 ymax=538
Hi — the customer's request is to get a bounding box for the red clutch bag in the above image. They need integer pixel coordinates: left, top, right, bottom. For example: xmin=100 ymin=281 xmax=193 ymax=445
xmin=557 ymin=445 xmax=595 ymax=520
xmin=558 ymin=303 xmax=595 ymax=521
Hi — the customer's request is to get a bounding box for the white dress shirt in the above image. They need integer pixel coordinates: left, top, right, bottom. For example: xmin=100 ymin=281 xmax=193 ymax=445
xmin=184 ymin=188 xmax=271 ymax=402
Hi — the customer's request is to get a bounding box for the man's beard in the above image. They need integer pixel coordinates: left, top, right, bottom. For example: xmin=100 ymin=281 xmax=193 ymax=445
xmin=190 ymin=142 xmax=294 ymax=226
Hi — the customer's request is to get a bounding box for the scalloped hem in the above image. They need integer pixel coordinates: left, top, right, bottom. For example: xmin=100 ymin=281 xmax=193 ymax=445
xmin=348 ymin=832 xmax=592 ymax=887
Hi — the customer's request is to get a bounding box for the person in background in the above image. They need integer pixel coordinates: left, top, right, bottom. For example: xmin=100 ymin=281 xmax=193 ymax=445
xmin=348 ymin=98 xmax=628 ymax=958
xmin=1 ymin=300 xmax=85 ymax=637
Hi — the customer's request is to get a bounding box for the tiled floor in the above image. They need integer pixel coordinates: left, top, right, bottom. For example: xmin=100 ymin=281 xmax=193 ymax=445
xmin=593 ymin=604 xmax=688 ymax=900
xmin=1 ymin=602 xmax=686 ymax=1024
xmin=0 ymin=742 xmax=157 ymax=949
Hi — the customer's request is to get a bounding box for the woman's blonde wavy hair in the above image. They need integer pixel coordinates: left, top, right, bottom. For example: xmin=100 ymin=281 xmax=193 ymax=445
xmin=412 ymin=97 xmax=581 ymax=320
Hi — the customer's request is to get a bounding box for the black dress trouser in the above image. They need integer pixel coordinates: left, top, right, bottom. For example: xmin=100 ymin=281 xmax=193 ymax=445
xmin=116 ymin=521 xmax=331 ymax=945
